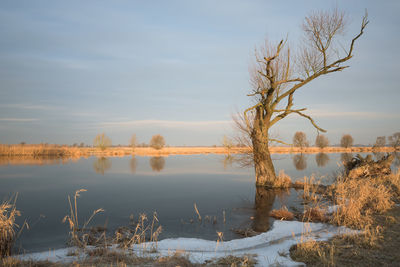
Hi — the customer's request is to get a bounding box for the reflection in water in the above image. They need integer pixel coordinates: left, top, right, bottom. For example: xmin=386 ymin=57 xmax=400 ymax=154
xmin=130 ymin=156 xmax=137 ymax=174
xmin=293 ymin=154 xmax=307 ymax=170
xmin=315 ymin=153 xmax=330 ymax=167
xmin=222 ymin=154 xmax=234 ymax=170
xmin=373 ymin=152 xmax=385 ymax=161
xmin=394 ymin=152 xmax=400 ymax=169
xmin=93 ymin=157 xmax=111 ymax=175
xmin=252 ymin=187 xmax=276 ymax=232
xmin=341 ymin=153 xmax=353 ymax=165
xmin=150 ymin=157 xmax=165 ymax=172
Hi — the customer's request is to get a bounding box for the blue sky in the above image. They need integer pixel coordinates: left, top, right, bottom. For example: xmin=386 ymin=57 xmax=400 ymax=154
xmin=0 ymin=0 xmax=399 ymax=146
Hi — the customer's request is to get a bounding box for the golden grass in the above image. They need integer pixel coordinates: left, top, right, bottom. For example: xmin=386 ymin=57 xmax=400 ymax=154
xmin=270 ymin=170 xmax=292 ymax=188
xmin=62 ymin=189 xmax=104 ymax=248
xmin=0 ymin=196 xmax=21 ymax=258
xmin=270 ymin=206 xmax=294 ymax=220
xmin=0 ymin=144 xmax=397 ymax=160
xmin=331 ymin=177 xmax=394 ymax=229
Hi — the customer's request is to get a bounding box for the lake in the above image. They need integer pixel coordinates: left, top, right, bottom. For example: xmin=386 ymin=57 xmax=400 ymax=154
xmin=0 ymin=152 xmax=398 ymax=253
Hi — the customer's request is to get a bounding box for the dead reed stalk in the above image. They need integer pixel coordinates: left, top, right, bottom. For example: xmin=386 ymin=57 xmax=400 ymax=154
xmin=62 ymin=189 xmax=104 ymax=248
xmin=0 ymin=195 xmax=20 ymax=258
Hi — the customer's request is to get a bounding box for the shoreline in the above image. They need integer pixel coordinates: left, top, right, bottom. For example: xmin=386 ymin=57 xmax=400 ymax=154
xmin=0 ymin=144 xmax=397 ymax=157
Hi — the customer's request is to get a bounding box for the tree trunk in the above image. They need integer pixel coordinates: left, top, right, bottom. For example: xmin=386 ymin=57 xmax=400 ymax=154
xmin=252 ymin=187 xmax=276 ymax=232
xmin=252 ymin=128 xmax=277 ymax=187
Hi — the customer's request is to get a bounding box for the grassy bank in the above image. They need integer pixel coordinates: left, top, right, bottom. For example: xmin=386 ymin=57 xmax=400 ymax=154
xmin=0 ymin=144 xmax=397 ymax=158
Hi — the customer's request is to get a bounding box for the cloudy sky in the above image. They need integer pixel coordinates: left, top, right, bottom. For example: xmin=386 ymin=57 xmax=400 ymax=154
xmin=0 ymin=0 xmax=399 ymax=146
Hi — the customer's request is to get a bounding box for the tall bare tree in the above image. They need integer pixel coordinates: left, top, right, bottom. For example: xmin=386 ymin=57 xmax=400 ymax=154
xmin=242 ymin=9 xmax=368 ymax=186
xmin=293 ymin=131 xmax=309 ymax=148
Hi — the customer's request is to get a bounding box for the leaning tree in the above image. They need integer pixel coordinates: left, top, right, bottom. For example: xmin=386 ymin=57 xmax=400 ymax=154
xmin=242 ymin=9 xmax=368 ymax=186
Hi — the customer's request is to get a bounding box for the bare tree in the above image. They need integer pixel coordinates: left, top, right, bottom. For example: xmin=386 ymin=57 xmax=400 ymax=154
xmin=388 ymin=132 xmax=400 ymax=149
xmin=315 ymin=134 xmax=329 ymax=149
xmin=374 ymin=136 xmax=386 ymax=148
xmin=293 ymin=131 xmax=309 ymax=148
xmin=340 ymin=134 xmax=354 ymax=148
xmin=241 ymin=9 xmax=368 ymax=186
xmin=130 ymin=134 xmax=137 ymax=151
xmin=150 ymin=134 xmax=165 ymax=150
xmin=93 ymin=133 xmax=111 ymax=151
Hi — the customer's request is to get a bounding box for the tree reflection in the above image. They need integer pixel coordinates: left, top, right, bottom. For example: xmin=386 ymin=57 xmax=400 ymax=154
xmin=130 ymin=156 xmax=137 ymax=174
xmin=315 ymin=153 xmax=329 ymax=167
xmin=93 ymin=157 xmax=111 ymax=175
xmin=373 ymin=152 xmax=385 ymax=161
xmin=252 ymin=187 xmax=276 ymax=232
xmin=293 ymin=154 xmax=307 ymax=170
xmin=222 ymin=154 xmax=234 ymax=170
xmin=150 ymin=156 xmax=165 ymax=172
xmin=393 ymin=152 xmax=400 ymax=169
xmin=341 ymin=153 xmax=353 ymax=165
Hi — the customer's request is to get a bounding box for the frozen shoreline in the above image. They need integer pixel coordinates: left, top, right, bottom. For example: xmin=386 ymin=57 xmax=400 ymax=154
xmin=19 ymin=220 xmax=355 ymax=266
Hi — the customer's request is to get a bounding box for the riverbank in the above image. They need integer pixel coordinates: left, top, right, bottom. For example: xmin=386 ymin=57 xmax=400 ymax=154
xmin=0 ymin=144 xmax=397 ymax=158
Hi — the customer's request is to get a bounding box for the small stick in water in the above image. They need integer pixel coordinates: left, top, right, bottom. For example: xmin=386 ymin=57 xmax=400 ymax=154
xmin=194 ymin=203 xmax=202 ymax=222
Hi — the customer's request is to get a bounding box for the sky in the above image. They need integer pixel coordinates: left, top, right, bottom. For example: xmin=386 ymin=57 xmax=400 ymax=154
xmin=0 ymin=0 xmax=399 ymax=146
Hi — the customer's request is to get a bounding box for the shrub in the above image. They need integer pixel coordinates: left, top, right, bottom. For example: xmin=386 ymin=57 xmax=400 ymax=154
xmin=93 ymin=133 xmax=111 ymax=151
xmin=340 ymin=134 xmax=354 ymax=148
xmin=150 ymin=135 xmax=165 ymax=150
xmin=293 ymin=132 xmax=309 ymax=148
xmin=315 ymin=135 xmax=329 ymax=149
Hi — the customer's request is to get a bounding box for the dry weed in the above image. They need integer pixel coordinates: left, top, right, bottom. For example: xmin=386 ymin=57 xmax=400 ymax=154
xmin=270 ymin=206 xmax=294 ymax=221
xmin=0 ymin=195 xmax=23 ymax=258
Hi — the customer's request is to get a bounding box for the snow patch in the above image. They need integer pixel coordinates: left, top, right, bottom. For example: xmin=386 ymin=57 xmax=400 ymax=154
xmin=19 ymin=220 xmax=354 ymax=266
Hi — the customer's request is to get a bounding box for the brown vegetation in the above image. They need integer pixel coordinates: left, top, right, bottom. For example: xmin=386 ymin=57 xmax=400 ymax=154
xmin=0 ymin=197 xmax=20 ymax=258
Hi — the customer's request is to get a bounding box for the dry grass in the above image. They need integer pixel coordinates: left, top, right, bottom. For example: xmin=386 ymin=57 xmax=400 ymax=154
xmin=115 ymin=212 xmax=162 ymax=252
xmin=270 ymin=206 xmax=294 ymax=221
xmin=0 ymin=196 xmax=21 ymax=258
xmin=331 ymin=177 xmax=394 ymax=229
xmin=62 ymin=189 xmax=104 ymax=248
xmin=271 ymin=170 xmax=292 ymax=188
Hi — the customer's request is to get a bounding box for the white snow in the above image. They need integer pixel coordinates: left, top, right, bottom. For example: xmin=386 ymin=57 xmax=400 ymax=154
xmin=19 ymin=220 xmax=355 ymax=266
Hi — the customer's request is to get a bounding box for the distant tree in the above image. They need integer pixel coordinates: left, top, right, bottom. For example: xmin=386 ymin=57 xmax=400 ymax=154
xmin=79 ymin=142 xmax=85 ymax=147
xmin=20 ymin=142 xmax=26 ymax=146
xmin=340 ymin=134 xmax=354 ymax=148
xmin=130 ymin=134 xmax=137 ymax=151
xmin=222 ymin=135 xmax=234 ymax=150
xmin=315 ymin=135 xmax=329 ymax=149
xmin=293 ymin=132 xmax=309 ymax=148
xmin=374 ymin=136 xmax=386 ymax=147
xmin=388 ymin=132 xmax=400 ymax=149
xmin=150 ymin=134 xmax=165 ymax=150
xmin=93 ymin=133 xmax=112 ymax=151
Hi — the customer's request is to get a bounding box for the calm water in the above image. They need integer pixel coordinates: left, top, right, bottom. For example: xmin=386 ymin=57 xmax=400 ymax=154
xmin=0 ymin=152 xmax=398 ymax=253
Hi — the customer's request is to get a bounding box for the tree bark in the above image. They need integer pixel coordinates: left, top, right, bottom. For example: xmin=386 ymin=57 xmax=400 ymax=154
xmin=252 ymin=127 xmax=277 ymax=187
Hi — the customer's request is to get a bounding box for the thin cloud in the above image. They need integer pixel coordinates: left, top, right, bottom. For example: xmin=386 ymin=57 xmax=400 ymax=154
xmin=99 ymin=119 xmax=232 ymax=128
xmin=0 ymin=118 xmax=38 ymax=122
xmin=308 ymin=109 xmax=400 ymax=119
xmin=0 ymin=103 xmax=57 ymax=111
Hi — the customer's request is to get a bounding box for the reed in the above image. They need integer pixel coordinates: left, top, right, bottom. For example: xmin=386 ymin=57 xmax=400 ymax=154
xmin=62 ymin=189 xmax=104 ymax=248
xmin=0 ymin=195 xmax=20 ymax=258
